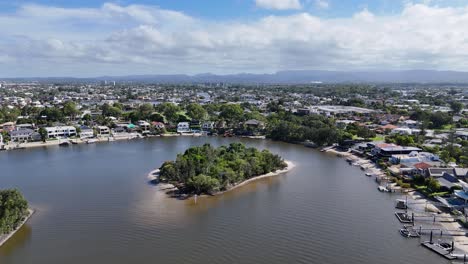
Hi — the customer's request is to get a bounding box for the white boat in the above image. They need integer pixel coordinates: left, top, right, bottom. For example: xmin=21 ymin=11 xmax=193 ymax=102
xmin=86 ymin=139 xmax=97 ymax=144
xmin=365 ymin=172 xmax=373 ymax=177
xmin=378 ymin=185 xmax=389 ymax=192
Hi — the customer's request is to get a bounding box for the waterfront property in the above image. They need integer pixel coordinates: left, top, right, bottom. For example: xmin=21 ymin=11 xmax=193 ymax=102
xmin=177 ymin=122 xmax=190 ymax=133
xmin=9 ymin=129 xmax=36 ymax=142
xmin=96 ymin=126 xmax=110 ymax=136
xmin=45 ymin=126 xmax=77 ymax=139
xmin=370 ymin=143 xmax=422 ymax=158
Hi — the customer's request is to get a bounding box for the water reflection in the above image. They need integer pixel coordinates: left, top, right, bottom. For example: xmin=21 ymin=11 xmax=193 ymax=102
xmin=0 ymin=225 xmax=32 ymax=257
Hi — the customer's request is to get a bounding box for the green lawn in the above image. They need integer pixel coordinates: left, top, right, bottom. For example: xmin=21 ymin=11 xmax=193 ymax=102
xmin=371 ymin=135 xmax=385 ymax=142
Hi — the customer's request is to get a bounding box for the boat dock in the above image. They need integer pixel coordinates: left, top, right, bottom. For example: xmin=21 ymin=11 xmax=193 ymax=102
xmin=421 ymin=242 xmax=456 ymax=260
xmin=395 ymin=212 xmax=414 ymax=223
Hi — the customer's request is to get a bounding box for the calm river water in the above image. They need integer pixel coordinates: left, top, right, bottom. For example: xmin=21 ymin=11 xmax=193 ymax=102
xmin=0 ymin=137 xmax=448 ymax=264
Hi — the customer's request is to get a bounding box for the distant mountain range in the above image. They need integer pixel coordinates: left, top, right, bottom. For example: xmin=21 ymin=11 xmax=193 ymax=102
xmin=4 ymin=70 xmax=468 ymax=84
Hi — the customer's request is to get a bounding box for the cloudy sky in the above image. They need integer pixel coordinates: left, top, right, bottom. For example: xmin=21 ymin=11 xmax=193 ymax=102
xmin=1 ymin=0 xmax=468 ymax=77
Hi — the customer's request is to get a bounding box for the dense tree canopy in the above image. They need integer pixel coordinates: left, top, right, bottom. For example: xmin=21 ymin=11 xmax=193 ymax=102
xmin=155 ymin=103 xmax=180 ymax=124
xmin=266 ymin=112 xmax=342 ymax=146
xmin=158 ymin=143 xmax=286 ymax=195
xmin=0 ymin=189 xmax=29 ymax=235
xmin=186 ymin=103 xmax=207 ymax=121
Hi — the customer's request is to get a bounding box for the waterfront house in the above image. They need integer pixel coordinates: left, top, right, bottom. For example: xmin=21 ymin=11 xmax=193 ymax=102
xmin=45 ymin=126 xmax=77 ymax=139
xmin=79 ymin=126 xmax=94 ymax=139
xmin=151 ymin=122 xmax=165 ymax=130
xmin=9 ymin=128 xmax=35 ymax=142
xmin=137 ymin=120 xmax=150 ymax=132
xmin=244 ymin=119 xmax=265 ymax=130
xmin=370 ymin=143 xmax=422 ymax=158
xmin=96 ymin=126 xmax=110 ymax=136
xmin=177 ymin=122 xmax=190 ymax=133
xmin=201 ymin=121 xmax=215 ymax=131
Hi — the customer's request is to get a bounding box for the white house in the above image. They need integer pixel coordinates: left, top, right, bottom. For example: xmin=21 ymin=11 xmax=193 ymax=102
xmin=96 ymin=126 xmax=110 ymax=136
xmin=137 ymin=120 xmax=150 ymax=132
xmin=177 ymin=122 xmax=190 ymax=133
xmin=79 ymin=126 xmax=94 ymax=139
xmin=45 ymin=126 xmax=77 ymax=139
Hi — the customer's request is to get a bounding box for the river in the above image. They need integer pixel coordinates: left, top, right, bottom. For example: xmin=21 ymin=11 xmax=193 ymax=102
xmin=0 ymin=137 xmax=448 ymax=263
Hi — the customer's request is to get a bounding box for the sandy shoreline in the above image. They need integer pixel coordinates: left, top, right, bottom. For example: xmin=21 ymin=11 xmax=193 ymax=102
xmin=148 ymin=160 xmax=295 ymax=198
xmin=0 ymin=209 xmax=34 ymax=247
xmin=217 ymin=160 xmax=295 ymax=195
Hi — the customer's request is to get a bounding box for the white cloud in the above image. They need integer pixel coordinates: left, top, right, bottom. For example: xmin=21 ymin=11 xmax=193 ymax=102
xmin=1 ymin=3 xmax=468 ymax=77
xmin=314 ymin=0 xmax=330 ymax=9
xmin=255 ymin=0 xmax=302 ymax=10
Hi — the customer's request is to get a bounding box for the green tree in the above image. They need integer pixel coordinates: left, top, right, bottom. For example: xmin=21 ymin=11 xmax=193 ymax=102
xmin=187 ymin=174 xmax=220 ymax=194
xmin=102 ymin=104 xmax=122 ymax=117
xmin=0 ymin=189 xmax=29 ymax=234
xmin=450 ymin=101 xmax=464 ymax=114
xmin=156 ymin=103 xmax=180 ymax=124
xmin=62 ymin=101 xmax=79 ymax=119
xmin=38 ymin=127 xmax=48 ymax=142
xmin=220 ymin=104 xmax=244 ymax=124
xmin=186 ymin=103 xmax=207 ymax=121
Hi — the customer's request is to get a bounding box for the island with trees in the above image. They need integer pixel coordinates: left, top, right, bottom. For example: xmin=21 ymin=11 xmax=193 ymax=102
xmin=157 ymin=143 xmax=290 ymax=196
xmin=0 ymin=189 xmax=32 ymax=247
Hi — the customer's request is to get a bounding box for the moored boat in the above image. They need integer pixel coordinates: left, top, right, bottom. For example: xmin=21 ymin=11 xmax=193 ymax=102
xmin=59 ymin=141 xmax=71 ymax=146
xmin=378 ymin=185 xmax=389 ymax=192
xmin=86 ymin=139 xmax=97 ymax=144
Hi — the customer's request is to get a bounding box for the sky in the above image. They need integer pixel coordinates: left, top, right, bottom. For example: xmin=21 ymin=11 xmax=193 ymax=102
xmin=1 ymin=0 xmax=468 ymax=77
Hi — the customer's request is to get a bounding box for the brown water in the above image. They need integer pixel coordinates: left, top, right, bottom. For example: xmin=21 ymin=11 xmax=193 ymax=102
xmin=0 ymin=137 xmax=448 ymax=263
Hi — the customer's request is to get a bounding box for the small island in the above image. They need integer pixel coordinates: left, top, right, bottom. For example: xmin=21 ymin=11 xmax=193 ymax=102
xmin=158 ymin=143 xmax=289 ymax=196
xmin=0 ymin=189 xmax=32 ymax=247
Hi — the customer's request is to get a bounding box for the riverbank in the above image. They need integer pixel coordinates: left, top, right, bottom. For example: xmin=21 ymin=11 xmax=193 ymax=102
xmin=148 ymin=160 xmax=295 ymax=198
xmin=0 ymin=209 xmax=34 ymax=248
xmin=2 ymin=134 xmax=140 ymax=150
xmin=1 ymin=133 xmax=248 ymax=151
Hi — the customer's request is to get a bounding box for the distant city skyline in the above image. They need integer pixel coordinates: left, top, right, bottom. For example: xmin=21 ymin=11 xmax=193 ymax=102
xmin=1 ymin=0 xmax=468 ymax=77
